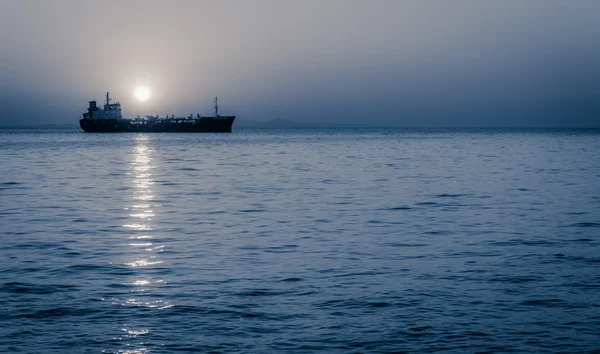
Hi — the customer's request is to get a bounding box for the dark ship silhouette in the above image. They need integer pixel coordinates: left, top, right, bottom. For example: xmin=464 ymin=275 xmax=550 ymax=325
xmin=80 ymin=92 xmax=235 ymax=133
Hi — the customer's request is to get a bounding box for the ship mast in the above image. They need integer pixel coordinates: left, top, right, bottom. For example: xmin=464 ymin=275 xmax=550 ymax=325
xmin=214 ymin=97 xmax=219 ymax=117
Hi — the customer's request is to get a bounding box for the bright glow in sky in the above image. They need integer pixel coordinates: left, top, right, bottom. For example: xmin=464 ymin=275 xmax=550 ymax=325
xmin=134 ymin=86 xmax=151 ymax=102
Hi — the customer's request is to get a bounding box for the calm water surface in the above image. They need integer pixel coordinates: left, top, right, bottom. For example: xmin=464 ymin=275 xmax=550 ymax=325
xmin=1 ymin=129 xmax=599 ymax=353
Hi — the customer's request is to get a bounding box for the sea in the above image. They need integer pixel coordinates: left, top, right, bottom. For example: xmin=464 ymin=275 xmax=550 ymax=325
xmin=1 ymin=128 xmax=599 ymax=353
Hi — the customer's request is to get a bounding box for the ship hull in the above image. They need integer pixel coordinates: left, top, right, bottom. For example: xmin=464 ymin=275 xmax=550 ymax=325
xmin=80 ymin=117 xmax=235 ymax=133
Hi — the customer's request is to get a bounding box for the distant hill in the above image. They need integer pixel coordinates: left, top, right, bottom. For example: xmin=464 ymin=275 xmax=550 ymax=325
xmin=234 ymin=118 xmax=376 ymax=128
xmin=235 ymin=119 xmax=309 ymax=128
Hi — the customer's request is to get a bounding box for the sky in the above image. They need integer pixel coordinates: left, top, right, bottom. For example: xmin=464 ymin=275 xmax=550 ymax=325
xmin=0 ymin=0 xmax=599 ymax=127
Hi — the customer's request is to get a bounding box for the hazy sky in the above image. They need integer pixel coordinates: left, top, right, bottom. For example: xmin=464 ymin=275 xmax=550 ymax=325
xmin=1 ymin=0 xmax=599 ymax=127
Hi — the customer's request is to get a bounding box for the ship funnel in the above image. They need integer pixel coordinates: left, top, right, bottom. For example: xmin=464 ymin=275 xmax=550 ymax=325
xmin=214 ymin=97 xmax=219 ymax=117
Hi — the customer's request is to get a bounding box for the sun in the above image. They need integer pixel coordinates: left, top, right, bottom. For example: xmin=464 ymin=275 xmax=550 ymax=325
xmin=134 ymin=86 xmax=151 ymax=101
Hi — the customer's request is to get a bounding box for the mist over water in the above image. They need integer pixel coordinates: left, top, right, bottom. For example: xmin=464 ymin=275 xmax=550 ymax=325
xmin=1 ymin=128 xmax=599 ymax=352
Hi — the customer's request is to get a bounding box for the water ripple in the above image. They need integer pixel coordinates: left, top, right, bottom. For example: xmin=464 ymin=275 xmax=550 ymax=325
xmin=1 ymin=129 xmax=599 ymax=353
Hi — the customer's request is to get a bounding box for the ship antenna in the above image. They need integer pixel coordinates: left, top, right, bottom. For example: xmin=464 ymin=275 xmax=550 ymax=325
xmin=214 ymin=97 xmax=219 ymax=117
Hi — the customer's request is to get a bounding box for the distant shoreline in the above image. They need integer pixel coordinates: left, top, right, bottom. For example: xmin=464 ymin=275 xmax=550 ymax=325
xmin=2 ymin=125 xmax=599 ymax=131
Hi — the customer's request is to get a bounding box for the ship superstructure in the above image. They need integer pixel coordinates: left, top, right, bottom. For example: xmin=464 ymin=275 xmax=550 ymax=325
xmin=83 ymin=92 xmax=123 ymax=120
xmin=80 ymin=92 xmax=235 ymax=133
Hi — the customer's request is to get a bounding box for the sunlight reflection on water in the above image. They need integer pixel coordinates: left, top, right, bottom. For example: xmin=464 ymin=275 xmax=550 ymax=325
xmin=117 ymin=134 xmax=171 ymax=351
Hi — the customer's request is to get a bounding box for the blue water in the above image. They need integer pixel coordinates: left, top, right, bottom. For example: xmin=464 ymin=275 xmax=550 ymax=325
xmin=1 ymin=128 xmax=599 ymax=353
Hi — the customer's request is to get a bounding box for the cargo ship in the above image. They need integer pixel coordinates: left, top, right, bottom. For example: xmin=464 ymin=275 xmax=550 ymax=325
xmin=80 ymin=93 xmax=235 ymax=133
